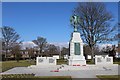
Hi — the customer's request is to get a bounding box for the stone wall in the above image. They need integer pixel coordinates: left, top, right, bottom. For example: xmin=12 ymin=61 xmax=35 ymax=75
xmin=36 ymin=57 xmax=56 ymax=65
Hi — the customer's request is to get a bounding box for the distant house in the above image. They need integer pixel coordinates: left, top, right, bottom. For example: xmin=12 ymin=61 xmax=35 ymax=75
xmin=53 ymin=55 xmax=60 ymax=59
xmin=86 ymin=52 xmax=108 ymax=60
xmin=115 ymin=44 xmax=120 ymax=58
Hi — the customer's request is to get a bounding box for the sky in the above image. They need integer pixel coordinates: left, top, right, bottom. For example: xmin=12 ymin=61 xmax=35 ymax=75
xmin=2 ymin=2 xmax=118 ymax=44
xmin=2 ymin=0 xmax=120 ymax=2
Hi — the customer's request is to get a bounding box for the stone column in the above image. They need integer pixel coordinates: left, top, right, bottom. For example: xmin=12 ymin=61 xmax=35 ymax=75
xmin=68 ymin=32 xmax=86 ymax=65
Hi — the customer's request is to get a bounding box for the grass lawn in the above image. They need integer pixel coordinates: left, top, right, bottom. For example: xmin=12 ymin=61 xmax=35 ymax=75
xmin=1 ymin=59 xmax=119 ymax=72
xmin=86 ymin=60 xmax=94 ymax=64
xmin=57 ymin=59 xmax=95 ymax=65
xmin=86 ymin=59 xmax=120 ymax=65
xmin=97 ymin=75 xmax=120 ymax=80
xmin=1 ymin=59 xmax=67 ymax=72
xmin=1 ymin=60 xmax=35 ymax=72
xmin=1 ymin=60 xmax=71 ymax=80
xmin=1 ymin=74 xmax=72 ymax=80
xmin=113 ymin=62 xmax=120 ymax=65
xmin=57 ymin=59 xmax=67 ymax=65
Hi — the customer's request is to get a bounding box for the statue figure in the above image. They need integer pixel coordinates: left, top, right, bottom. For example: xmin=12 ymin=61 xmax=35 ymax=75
xmin=70 ymin=14 xmax=80 ymax=32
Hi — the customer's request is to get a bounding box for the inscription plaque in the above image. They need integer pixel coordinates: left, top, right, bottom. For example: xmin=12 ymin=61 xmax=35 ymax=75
xmin=38 ymin=58 xmax=43 ymax=63
xmin=74 ymin=43 xmax=80 ymax=55
xmin=106 ymin=58 xmax=111 ymax=62
xmin=49 ymin=58 xmax=55 ymax=63
xmin=97 ymin=57 xmax=102 ymax=62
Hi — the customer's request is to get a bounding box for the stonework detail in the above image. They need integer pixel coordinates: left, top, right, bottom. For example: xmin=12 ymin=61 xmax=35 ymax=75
xmin=68 ymin=32 xmax=86 ymax=65
xmin=38 ymin=58 xmax=44 ymax=63
xmin=49 ymin=58 xmax=55 ymax=63
xmin=36 ymin=57 xmax=56 ymax=65
xmin=95 ymin=55 xmax=113 ymax=65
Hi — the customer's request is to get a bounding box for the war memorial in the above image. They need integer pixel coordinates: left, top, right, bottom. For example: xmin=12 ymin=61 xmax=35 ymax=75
xmin=1 ymin=14 xmax=119 ymax=78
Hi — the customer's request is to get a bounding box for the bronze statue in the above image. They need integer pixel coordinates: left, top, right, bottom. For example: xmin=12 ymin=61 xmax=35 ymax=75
xmin=70 ymin=14 xmax=80 ymax=32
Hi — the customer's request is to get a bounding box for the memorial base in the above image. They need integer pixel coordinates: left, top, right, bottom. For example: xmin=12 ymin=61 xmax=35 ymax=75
xmin=36 ymin=57 xmax=56 ymax=65
xmin=68 ymin=56 xmax=86 ymax=65
xmin=95 ymin=55 xmax=113 ymax=65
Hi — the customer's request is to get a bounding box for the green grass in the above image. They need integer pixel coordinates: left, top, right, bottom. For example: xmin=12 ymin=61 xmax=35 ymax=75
xmin=2 ymin=74 xmax=35 ymax=78
xmin=97 ymin=75 xmax=120 ymax=80
xmin=1 ymin=60 xmax=35 ymax=72
xmin=86 ymin=60 xmax=94 ymax=64
xmin=1 ymin=74 xmax=72 ymax=80
xmin=1 ymin=60 xmax=71 ymax=80
xmin=86 ymin=60 xmax=120 ymax=65
xmin=1 ymin=59 xmax=67 ymax=72
xmin=57 ymin=59 xmax=67 ymax=65
xmin=97 ymin=75 xmax=119 ymax=78
xmin=114 ymin=62 xmax=120 ymax=65
xmin=1 ymin=59 xmax=119 ymax=73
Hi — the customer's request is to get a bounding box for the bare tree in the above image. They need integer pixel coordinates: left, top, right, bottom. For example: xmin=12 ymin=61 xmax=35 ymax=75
xmin=83 ymin=44 xmax=91 ymax=59
xmin=27 ymin=48 xmax=35 ymax=60
xmin=11 ymin=43 xmax=21 ymax=62
xmin=61 ymin=47 xmax=69 ymax=59
xmin=1 ymin=26 xmax=20 ymax=60
xmin=46 ymin=44 xmax=59 ymax=57
xmin=74 ymin=2 xmax=116 ymax=62
xmin=32 ymin=37 xmax=47 ymax=56
xmin=114 ymin=33 xmax=120 ymax=41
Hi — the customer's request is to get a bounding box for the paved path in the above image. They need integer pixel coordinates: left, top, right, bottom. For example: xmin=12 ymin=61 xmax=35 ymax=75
xmin=1 ymin=64 xmax=119 ymax=78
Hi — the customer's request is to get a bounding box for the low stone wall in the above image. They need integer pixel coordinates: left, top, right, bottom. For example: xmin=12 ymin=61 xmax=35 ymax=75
xmin=95 ymin=55 xmax=113 ymax=65
xmin=36 ymin=57 xmax=56 ymax=65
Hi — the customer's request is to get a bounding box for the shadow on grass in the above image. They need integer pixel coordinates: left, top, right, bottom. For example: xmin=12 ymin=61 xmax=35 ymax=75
xmin=1 ymin=60 xmax=35 ymax=72
xmin=96 ymin=75 xmax=120 ymax=80
xmin=1 ymin=74 xmax=72 ymax=80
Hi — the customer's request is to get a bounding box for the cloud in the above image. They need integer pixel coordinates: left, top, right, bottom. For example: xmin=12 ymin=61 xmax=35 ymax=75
xmin=21 ymin=41 xmax=37 ymax=49
xmin=21 ymin=41 xmax=117 ymax=51
xmin=49 ymin=42 xmax=69 ymax=48
xmin=98 ymin=44 xmax=113 ymax=50
xmin=21 ymin=41 xmax=69 ymax=50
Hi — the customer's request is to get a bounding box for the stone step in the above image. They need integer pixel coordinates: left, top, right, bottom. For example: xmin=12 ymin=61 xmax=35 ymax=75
xmin=58 ymin=64 xmax=118 ymax=71
xmin=28 ymin=65 xmax=61 ymax=68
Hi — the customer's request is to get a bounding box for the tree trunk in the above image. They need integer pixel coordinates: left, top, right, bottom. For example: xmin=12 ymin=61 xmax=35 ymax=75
xmin=91 ymin=46 xmax=94 ymax=63
xmin=5 ymin=49 xmax=8 ymax=61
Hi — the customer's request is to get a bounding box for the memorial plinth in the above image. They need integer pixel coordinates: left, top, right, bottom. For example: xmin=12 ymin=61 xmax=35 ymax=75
xmin=95 ymin=55 xmax=113 ymax=65
xmin=36 ymin=57 xmax=56 ymax=65
xmin=68 ymin=32 xmax=86 ymax=65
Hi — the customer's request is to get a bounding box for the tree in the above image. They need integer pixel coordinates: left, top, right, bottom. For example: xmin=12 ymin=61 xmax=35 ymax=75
xmin=101 ymin=45 xmax=116 ymax=60
xmin=83 ymin=44 xmax=91 ymax=59
xmin=32 ymin=37 xmax=47 ymax=56
xmin=73 ymin=2 xmax=116 ymax=62
xmin=27 ymin=48 xmax=35 ymax=60
xmin=11 ymin=43 xmax=21 ymax=62
xmin=46 ymin=44 xmax=59 ymax=57
xmin=114 ymin=33 xmax=120 ymax=41
xmin=0 ymin=38 xmax=3 ymax=61
xmin=61 ymin=47 xmax=69 ymax=59
xmin=1 ymin=26 xmax=20 ymax=60
xmin=109 ymin=45 xmax=116 ymax=60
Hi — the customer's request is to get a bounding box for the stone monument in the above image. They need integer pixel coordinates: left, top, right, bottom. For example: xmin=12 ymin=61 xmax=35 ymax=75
xmin=68 ymin=14 xmax=86 ymax=66
xmin=36 ymin=57 xmax=56 ymax=65
xmin=95 ymin=55 xmax=113 ymax=65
